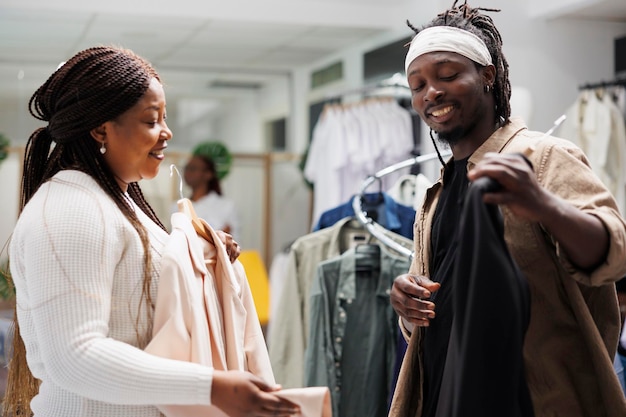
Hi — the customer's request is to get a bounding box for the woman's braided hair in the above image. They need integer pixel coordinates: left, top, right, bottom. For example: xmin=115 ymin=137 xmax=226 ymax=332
xmin=4 ymin=45 xmax=167 ymax=416
xmin=407 ymin=0 xmax=511 ymax=125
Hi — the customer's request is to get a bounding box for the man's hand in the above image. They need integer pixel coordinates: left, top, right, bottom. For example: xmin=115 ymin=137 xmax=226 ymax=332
xmin=390 ymin=274 xmax=441 ymax=331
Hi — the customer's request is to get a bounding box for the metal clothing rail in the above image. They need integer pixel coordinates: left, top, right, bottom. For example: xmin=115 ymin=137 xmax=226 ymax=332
xmin=351 ymin=151 xmax=452 ymax=260
xmin=324 ymin=72 xmax=410 ymax=101
xmin=578 ymin=77 xmax=626 ymax=90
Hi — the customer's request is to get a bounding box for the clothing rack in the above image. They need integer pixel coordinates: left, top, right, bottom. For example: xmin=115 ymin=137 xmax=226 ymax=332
xmin=351 ymin=151 xmax=452 ymax=260
xmin=320 ymin=72 xmax=421 ymax=159
xmin=578 ymin=77 xmax=626 ymax=90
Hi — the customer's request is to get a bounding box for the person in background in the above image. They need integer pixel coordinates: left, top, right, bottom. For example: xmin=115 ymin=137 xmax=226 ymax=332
xmin=180 ymin=153 xmax=240 ymax=240
xmin=389 ymin=2 xmax=626 ymax=417
xmin=5 ymin=45 xmax=297 ymax=417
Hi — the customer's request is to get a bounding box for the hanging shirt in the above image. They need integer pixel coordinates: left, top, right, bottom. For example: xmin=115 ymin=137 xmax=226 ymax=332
xmin=386 ymin=173 xmax=435 ymax=212
xmin=305 ymin=100 xmax=415 ymax=229
xmin=312 ymin=193 xmax=416 ymax=240
xmin=305 ymin=108 xmax=349 ymax=229
xmin=268 ymin=218 xmax=413 ymax=389
xmin=304 ymin=245 xmax=411 ymax=417
xmin=558 ymin=91 xmax=626 ymax=214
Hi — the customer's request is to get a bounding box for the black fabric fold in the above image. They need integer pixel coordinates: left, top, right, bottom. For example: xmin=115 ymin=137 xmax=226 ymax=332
xmin=435 ymin=177 xmax=534 ymax=417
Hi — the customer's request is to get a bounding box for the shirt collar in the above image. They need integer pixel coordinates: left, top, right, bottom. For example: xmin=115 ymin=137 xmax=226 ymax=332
xmin=336 ymin=246 xmax=398 ymax=301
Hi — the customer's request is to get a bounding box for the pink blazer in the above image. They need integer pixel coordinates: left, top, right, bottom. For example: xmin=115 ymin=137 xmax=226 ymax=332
xmin=146 ymin=213 xmax=330 ymax=417
xmin=146 ymin=212 xmax=273 ymax=417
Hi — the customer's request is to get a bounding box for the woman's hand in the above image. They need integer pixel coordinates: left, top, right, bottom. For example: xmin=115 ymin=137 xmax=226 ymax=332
xmin=215 ymin=230 xmax=240 ymax=263
xmin=211 ymin=370 xmax=300 ymax=417
xmin=390 ymin=273 xmax=440 ymax=331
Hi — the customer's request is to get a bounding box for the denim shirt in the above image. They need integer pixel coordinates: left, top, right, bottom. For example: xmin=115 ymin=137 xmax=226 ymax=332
xmin=313 ymin=193 xmax=416 ymax=240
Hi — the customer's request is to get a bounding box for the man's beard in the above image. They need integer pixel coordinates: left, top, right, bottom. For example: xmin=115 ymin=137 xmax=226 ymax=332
xmin=435 ymin=125 xmax=465 ymax=146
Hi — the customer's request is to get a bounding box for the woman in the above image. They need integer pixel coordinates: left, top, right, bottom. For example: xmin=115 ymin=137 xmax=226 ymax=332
xmin=182 ymin=153 xmax=240 ymax=240
xmin=5 ymin=46 xmax=298 ymax=417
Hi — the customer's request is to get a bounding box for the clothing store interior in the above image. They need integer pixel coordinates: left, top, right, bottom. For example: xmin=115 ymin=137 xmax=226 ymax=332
xmin=0 ymin=0 xmax=626 ymax=414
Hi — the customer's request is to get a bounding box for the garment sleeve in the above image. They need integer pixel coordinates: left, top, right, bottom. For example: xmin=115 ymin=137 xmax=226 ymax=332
xmin=268 ymin=247 xmax=306 ymax=388
xmin=303 ymin=268 xmax=332 ymax=389
xmin=234 ymin=260 xmax=276 ymax=385
xmin=16 ymin=187 xmax=213 ymax=406
xmin=303 ymin=266 xmax=339 ymax=417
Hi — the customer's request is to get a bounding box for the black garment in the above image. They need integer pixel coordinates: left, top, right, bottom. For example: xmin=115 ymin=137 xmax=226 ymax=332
xmin=617 ymin=277 xmax=626 ymax=356
xmin=422 ymin=158 xmax=469 ymax=417
xmin=435 ymin=177 xmax=534 ymax=417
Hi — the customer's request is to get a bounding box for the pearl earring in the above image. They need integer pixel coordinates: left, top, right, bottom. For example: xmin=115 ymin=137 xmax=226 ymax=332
xmin=100 ymin=142 xmax=106 ymax=155
xmin=485 ymin=84 xmax=491 ymax=93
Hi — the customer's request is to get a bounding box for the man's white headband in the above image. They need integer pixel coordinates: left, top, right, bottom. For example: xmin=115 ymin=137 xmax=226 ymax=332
xmin=404 ymin=26 xmax=493 ymax=73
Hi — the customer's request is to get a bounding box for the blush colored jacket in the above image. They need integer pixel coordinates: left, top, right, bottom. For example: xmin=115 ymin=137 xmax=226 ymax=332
xmin=146 ymin=212 xmax=274 ymax=417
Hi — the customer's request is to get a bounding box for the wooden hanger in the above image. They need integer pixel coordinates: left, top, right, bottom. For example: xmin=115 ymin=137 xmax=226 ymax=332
xmin=170 ymin=164 xmax=213 ymax=243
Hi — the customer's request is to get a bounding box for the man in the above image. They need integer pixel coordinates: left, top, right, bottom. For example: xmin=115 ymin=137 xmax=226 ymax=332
xmin=389 ymin=3 xmax=626 ymax=417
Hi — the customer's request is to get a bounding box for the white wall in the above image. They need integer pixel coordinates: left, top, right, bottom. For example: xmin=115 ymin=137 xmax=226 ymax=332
xmin=529 ymin=0 xmax=598 ymax=18
xmin=0 ymin=152 xmax=21 ymax=264
xmin=259 ymin=77 xmax=290 ymax=123
xmin=170 ymin=98 xmax=221 ymax=151
xmin=0 ymin=89 xmax=41 ymax=144
xmin=214 ymin=95 xmax=264 ymax=153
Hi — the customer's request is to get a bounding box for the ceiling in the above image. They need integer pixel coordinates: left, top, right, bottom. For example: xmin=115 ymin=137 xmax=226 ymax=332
xmin=533 ymin=0 xmax=626 ymax=21
xmin=0 ymin=0 xmax=412 ymax=108
xmin=0 ymin=0 xmax=625 ymax=124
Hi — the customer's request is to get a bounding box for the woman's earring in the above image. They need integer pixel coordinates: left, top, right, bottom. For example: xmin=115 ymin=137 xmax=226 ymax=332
xmin=485 ymin=84 xmax=491 ymax=93
xmin=100 ymin=142 xmax=106 ymax=155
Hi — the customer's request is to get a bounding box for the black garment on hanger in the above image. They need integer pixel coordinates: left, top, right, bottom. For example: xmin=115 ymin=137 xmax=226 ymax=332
xmin=435 ymin=177 xmax=534 ymax=417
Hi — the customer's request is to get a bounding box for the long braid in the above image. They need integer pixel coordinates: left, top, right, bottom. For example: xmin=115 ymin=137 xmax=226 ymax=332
xmin=127 ymin=182 xmax=168 ymax=347
xmin=408 ymin=1 xmax=511 ymax=126
xmin=4 ymin=46 xmax=165 ymax=417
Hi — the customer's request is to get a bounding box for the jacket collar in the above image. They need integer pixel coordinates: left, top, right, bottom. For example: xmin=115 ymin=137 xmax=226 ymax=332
xmin=468 ymin=117 xmax=528 ymax=168
xmin=171 ymin=212 xmax=209 ymax=278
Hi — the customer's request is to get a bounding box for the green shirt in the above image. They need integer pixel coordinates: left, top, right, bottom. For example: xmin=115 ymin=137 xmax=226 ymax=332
xmin=305 ymin=245 xmax=411 ymax=417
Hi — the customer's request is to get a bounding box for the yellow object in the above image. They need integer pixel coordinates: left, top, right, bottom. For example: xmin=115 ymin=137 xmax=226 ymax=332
xmin=237 ymin=250 xmax=270 ymax=326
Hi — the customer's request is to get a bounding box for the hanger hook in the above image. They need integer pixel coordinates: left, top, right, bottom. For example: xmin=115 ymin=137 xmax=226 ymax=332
xmin=169 ymin=164 xmax=184 ymax=200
